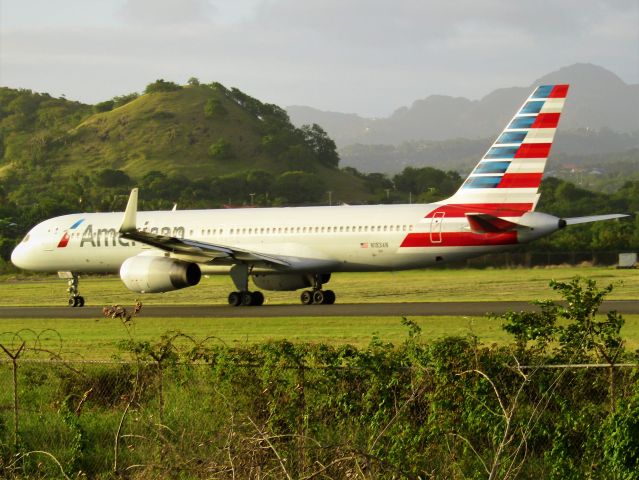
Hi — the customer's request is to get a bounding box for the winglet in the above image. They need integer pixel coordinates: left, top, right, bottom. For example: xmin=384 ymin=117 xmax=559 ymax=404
xmin=120 ymin=188 xmax=138 ymax=233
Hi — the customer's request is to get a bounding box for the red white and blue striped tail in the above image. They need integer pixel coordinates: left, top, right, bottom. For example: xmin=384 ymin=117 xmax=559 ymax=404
xmin=447 ymin=84 xmax=569 ymax=212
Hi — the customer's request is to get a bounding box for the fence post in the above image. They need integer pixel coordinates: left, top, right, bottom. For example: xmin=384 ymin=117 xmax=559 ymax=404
xmin=1 ymin=341 xmax=26 ymax=450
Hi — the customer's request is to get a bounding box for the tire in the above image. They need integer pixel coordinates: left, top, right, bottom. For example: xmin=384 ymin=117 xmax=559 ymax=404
xmin=228 ymin=291 xmax=242 ymax=306
xmin=77 ymin=296 xmax=85 ymax=307
xmin=241 ymin=291 xmax=254 ymax=306
xmin=312 ymin=290 xmax=325 ymax=305
xmin=251 ymin=291 xmax=265 ymax=306
xmin=300 ymin=290 xmax=313 ymax=305
xmin=323 ymin=290 xmax=336 ymax=305
xmin=68 ymin=297 xmax=77 ymax=307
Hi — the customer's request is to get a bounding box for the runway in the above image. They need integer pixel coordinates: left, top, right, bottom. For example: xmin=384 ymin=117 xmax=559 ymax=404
xmin=1 ymin=300 xmax=638 ymax=318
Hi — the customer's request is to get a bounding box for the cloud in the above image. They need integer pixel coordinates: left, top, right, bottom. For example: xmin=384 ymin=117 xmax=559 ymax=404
xmin=1 ymin=0 xmax=636 ymax=116
xmin=118 ymin=0 xmax=216 ymax=25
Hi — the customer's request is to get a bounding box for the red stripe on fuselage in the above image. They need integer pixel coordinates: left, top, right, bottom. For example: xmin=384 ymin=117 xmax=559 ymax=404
xmin=400 ymin=231 xmax=518 ymax=248
xmin=515 ymin=143 xmax=551 ymax=158
xmin=531 ymin=113 xmax=560 ymax=128
xmin=498 ymin=173 xmax=543 ymax=188
xmin=424 ymin=203 xmax=533 ymax=219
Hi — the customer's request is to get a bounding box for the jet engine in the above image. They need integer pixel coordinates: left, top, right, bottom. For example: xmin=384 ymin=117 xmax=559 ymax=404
xmin=120 ymin=256 xmax=201 ymax=293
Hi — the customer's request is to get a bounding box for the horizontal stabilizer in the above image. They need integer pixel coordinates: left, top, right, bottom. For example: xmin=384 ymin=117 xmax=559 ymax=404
xmin=564 ymin=214 xmax=629 ymax=226
xmin=466 ymin=213 xmax=528 ymax=234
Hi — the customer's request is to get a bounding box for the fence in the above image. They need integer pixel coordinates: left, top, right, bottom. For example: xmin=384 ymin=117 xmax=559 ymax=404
xmin=464 ymin=250 xmax=625 ymax=268
xmin=1 ymin=343 xmax=638 ymax=479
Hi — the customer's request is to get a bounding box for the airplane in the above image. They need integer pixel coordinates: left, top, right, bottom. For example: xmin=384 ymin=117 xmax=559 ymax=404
xmin=11 ymin=84 xmax=627 ymax=307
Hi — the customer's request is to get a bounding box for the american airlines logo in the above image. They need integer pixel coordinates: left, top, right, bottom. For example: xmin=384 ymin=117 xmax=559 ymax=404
xmin=57 ymin=221 xmax=185 ymax=248
xmin=57 ymin=219 xmax=85 ymax=248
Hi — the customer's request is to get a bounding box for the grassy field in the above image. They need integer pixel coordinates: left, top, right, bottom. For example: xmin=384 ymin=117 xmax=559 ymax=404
xmin=0 ymin=267 xmax=638 ymax=360
xmin=2 ymin=266 xmax=638 ymax=307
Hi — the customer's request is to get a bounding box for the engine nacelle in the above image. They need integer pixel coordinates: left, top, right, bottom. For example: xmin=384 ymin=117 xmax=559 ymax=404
xmin=253 ymin=273 xmax=313 ymax=291
xmin=120 ymin=256 xmax=201 ymax=293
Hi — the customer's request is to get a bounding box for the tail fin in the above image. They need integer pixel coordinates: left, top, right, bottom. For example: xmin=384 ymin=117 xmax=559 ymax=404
xmin=447 ymin=84 xmax=569 ymax=212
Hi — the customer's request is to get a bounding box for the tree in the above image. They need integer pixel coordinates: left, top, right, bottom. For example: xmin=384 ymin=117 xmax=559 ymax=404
xmin=112 ymin=92 xmax=139 ymax=108
xmin=273 ymin=171 xmax=325 ymax=204
xmin=208 ymin=138 xmax=234 ymax=160
xmin=93 ymin=100 xmax=114 ymax=113
xmin=187 ymin=77 xmax=200 ymax=86
xmin=393 ymin=167 xmax=461 ymax=200
xmin=204 ymin=98 xmax=227 ymax=118
xmin=95 ymin=169 xmax=132 ymax=188
xmin=300 ymin=124 xmax=339 ymax=168
xmin=144 ymin=79 xmax=182 ymax=94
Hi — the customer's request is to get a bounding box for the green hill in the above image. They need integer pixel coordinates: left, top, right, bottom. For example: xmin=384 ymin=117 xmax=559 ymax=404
xmin=0 ymin=81 xmax=371 ymax=204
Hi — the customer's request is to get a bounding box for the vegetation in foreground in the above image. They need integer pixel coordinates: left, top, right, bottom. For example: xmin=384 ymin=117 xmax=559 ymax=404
xmin=0 ymin=277 xmax=638 ymax=479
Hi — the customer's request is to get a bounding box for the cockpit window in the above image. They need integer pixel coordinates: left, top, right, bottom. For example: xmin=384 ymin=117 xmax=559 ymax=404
xmin=22 ymin=234 xmax=30 ymax=243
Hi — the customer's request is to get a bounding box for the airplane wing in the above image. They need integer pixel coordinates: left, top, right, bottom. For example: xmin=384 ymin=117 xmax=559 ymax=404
xmin=119 ymin=189 xmax=291 ymax=268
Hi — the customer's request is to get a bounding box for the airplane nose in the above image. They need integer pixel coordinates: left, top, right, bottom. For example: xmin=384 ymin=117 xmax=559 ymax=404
xmin=11 ymin=242 xmax=29 ymax=270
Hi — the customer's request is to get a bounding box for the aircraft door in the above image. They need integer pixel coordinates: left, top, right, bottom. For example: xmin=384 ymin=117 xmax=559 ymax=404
xmin=430 ymin=212 xmax=445 ymax=244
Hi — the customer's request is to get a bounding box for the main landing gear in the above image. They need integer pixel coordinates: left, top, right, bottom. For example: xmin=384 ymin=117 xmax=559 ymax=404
xmin=227 ymin=264 xmax=264 ymax=307
xmin=300 ymin=274 xmax=335 ymax=305
xmin=65 ymin=273 xmax=85 ymax=307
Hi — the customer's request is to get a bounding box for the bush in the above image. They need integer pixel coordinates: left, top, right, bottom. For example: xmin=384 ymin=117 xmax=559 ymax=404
xmin=93 ymin=100 xmax=114 ymax=113
xmin=144 ymin=79 xmax=182 ymax=94
xmin=208 ymin=138 xmax=233 ymax=159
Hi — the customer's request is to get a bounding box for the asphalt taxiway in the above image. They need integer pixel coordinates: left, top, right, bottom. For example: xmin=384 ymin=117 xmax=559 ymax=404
xmin=0 ymin=300 xmax=638 ymax=318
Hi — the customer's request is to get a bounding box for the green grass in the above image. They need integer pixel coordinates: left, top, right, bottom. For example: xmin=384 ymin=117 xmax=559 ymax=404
xmin=1 ymin=267 xmax=638 ymax=360
xmin=1 ymin=314 xmax=638 ymax=361
xmin=1 ymin=266 xmax=637 ymax=307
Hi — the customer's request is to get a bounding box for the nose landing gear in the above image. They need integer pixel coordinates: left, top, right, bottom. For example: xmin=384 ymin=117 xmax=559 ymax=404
xmin=60 ymin=272 xmax=85 ymax=307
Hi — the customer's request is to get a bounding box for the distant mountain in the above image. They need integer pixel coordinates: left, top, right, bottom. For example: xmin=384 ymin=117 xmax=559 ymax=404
xmin=338 ymin=130 xmax=639 ymax=175
xmin=287 ymin=63 xmax=639 ymax=148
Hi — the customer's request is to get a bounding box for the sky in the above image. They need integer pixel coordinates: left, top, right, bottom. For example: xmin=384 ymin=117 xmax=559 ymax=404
xmin=1 ymin=0 xmax=638 ymax=117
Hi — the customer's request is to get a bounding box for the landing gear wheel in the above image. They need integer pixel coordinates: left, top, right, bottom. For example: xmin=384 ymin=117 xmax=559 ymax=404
xmin=312 ymin=290 xmax=325 ymax=305
xmin=251 ymin=291 xmax=265 ymax=306
xmin=228 ymin=291 xmax=242 ymax=306
xmin=241 ymin=291 xmax=254 ymax=306
xmin=323 ymin=290 xmax=336 ymax=305
xmin=300 ymin=290 xmax=313 ymax=305
xmin=68 ymin=296 xmax=85 ymax=308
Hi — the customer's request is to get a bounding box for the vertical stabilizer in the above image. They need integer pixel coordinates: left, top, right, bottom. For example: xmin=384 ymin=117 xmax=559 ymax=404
xmin=447 ymin=84 xmax=569 ymax=212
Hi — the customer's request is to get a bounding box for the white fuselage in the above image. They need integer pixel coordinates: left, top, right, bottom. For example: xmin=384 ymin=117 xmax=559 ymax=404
xmin=11 ymin=202 xmax=520 ymax=275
